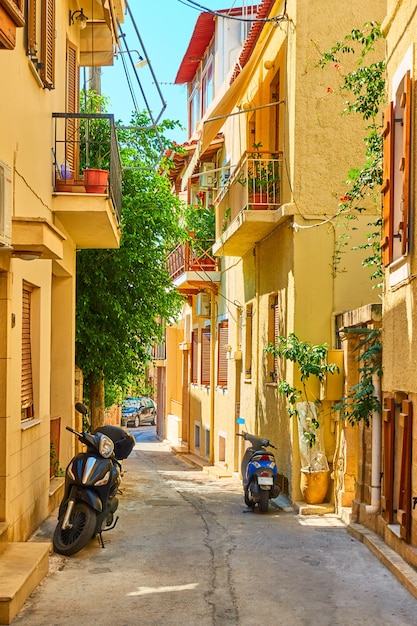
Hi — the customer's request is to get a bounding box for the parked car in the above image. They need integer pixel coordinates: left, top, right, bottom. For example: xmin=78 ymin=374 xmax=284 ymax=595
xmin=122 ymin=397 xmax=156 ymax=428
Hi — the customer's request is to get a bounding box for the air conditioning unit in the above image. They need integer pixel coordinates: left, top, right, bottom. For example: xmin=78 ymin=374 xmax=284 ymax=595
xmin=200 ymin=162 xmax=216 ymax=189
xmin=0 ymin=160 xmax=12 ymax=247
xmin=196 ymin=292 xmax=210 ymax=317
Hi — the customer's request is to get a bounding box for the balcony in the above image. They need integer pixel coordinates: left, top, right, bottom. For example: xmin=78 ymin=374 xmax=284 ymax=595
xmin=167 ymin=239 xmax=221 ymax=294
xmin=213 ymin=150 xmax=287 ymax=257
xmin=51 ymin=113 xmax=122 ymax=249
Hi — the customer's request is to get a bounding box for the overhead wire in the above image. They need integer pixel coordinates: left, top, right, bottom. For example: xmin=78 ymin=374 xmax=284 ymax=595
xmin=177 ymin=0 xmax=287 ymax=23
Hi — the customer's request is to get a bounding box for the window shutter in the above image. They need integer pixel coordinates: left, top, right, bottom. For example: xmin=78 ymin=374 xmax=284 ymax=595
xmin=40 ymin=0 xmax=55 ymax=89
xmin=0 ymin=4 xmax=16 ymax=48
xmin=217 ymin=321 xmax=228 ymax=387
xmin=400 ymin=71 xmax=411 ymax=256
xmin=273 ymin=298 xmax=279 ymax=379
xmin=66 ymin=40 xmax=79 ymax=174
xmin=21 ymin=283 xmax=34 ymax=419
xmin=191 ymin=330 xmax=198 ymax=384
xmin=201 ymin=328 xmax=211 ymax=385
xmin=381 ymin=102 xmax=394 ymax=267
xmin=381 ymin=396 xmax=394 ymax=522
xmin=397 ymin=399 xmax=413 ymax=542
xmin=245 ymin=304 xmax=252 ymax=379
xmin=26 ymin=0 xmax=36 ymax=57
xmin=0 ymin=0 xmax=24 ymax=25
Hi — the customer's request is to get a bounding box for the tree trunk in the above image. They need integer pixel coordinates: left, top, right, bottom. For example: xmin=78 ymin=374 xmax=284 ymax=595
xmin=90 ymin=372 xmax=105 ymax=431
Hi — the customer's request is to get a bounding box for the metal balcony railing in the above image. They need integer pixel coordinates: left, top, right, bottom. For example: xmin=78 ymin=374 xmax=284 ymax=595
xmin=52 ymin=112 xmax=122 ymax=222
xmin=167 ymin=239 xmax=218 ymax=281
xmin=214 ymin=150 xmax=282 ymax=236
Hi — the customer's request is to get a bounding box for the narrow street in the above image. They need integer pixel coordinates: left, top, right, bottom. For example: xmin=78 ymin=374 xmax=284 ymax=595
xmin=14 ymin=427 xmax=417 ymax=626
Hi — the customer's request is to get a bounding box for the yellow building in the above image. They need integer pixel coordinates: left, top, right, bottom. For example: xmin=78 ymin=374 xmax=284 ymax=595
xmin=162 ymin=0 xmax=384 ymax=506
xmin=0 ymin=2 xmax=123 ymax=621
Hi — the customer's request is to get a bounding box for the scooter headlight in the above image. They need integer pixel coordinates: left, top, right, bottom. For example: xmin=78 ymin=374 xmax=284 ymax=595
xmin=98 ymin=435 xmax=114 ymax=458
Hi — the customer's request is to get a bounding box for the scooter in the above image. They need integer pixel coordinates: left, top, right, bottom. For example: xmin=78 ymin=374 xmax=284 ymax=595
xmin=53 ymin=402 xmax=135 ymax=556
xmin=237 ymin=431 xmax=281 ymax=513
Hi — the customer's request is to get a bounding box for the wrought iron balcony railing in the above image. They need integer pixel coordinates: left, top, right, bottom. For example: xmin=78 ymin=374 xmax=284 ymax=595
xmin=214 ymin=150 xmax=282 ymax=237
xmin=52 ymin=112 xmax=122 ymax=222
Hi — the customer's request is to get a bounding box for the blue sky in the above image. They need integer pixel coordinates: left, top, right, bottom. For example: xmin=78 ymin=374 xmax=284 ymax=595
xmin=101 ymin=0 xmax=227 ymax=143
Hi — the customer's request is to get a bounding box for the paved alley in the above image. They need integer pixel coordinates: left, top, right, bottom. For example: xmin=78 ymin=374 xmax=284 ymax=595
xmin=13 ymin=427 xmax=417 ymax=626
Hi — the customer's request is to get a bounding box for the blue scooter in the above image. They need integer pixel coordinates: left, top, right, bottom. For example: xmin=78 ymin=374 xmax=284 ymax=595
xmin=237 ymin=432 xmax=280 ymax=512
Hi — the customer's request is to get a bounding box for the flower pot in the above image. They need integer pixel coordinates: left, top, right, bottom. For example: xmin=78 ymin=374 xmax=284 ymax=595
xmin=55 ymin=180 xmax=72 ymax=192
xmin=300 ymin=469 xmax=329 ymax=504
xmin=249 ymin=191 xmax=268 ymax=210
xmin=84 ymin=168 xmax=109 ymax=194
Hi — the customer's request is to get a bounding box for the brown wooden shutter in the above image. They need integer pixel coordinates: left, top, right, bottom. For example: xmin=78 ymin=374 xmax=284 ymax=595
xmin=40 ymin=0 xmax=55 ymax=89
xmin=21 ymin=283 xmax=34 ymax=419
xmin=381 ymin=396 xmax=395 ymax=522
xmin=191 ymin=330 xmax=198 ymax=384
xmin=201 ymin=327 xmax=211 ymax=385
xmin=217 ymin=321 xmax=228 ymax=387
xmin=0 ymin=4 xmax=16 ymax=48
xmin=26 ymin=0 xmax=36 ymax=57
xmin=66 ymin=40 xmax=79 ymax=175
xmin=381 ymin=102 xmax=394 ymax=267
xmin=397 ymin=399 xmax=413 ymax=542
xmin=0 ymin=0 xmax=24 ymax=25
xmin=245 ymin=304 xmax=252 ymax=379
xmin=400 ymin=71 xmax=411 ymax=256
xmin=273 ymin=297 xmax=279 ymax=380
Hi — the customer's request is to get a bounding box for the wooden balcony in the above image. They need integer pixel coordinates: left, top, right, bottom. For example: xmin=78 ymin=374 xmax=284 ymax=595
xmin=167 ymin=240 xmax=221 ymax=293
xmin=213 ymin=150 xmax=287 ymax=257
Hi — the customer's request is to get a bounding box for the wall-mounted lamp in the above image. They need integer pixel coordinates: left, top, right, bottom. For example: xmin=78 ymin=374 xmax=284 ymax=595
xmin=115 ymin=49 xmax=148 ymax=69
xmin=12 ymin=250 xmax=42 ymax=261
xmin=69 ymin=8 xmax=88 ymax=29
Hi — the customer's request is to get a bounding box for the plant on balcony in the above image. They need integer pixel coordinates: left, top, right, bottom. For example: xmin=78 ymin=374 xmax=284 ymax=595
xmin=184 ymin=199 xmax=216 ymax=270
xmin=80 ymin=89 xmax=112 ymax=193
xmin=238 ymin=142 xmax=280 ymax=209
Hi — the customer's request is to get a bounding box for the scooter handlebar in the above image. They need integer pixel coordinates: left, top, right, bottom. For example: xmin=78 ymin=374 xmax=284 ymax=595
xmin=236 ymin=431 xmax=276 ymax=449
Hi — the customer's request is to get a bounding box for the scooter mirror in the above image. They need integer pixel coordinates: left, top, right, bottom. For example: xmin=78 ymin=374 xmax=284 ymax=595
xmin=75 ymin=402 xmax=88 ymax=415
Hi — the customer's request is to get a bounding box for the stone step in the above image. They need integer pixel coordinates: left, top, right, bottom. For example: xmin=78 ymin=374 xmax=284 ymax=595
xmin=0 ymin=542 xmax=50 ymax=625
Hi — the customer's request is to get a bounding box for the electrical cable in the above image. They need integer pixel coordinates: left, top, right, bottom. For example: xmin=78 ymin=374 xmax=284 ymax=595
xmin=177 ymin=0 xmax=286 ymax=23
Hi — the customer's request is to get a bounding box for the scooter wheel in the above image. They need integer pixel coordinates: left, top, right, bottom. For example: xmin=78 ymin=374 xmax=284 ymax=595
xmin=53 ymin=502 xmax=97 ymax=556
xmin=244 ymin=490 xmax=255 ymax=509
xmin=258 ymin=489 xmax=269 ymax=513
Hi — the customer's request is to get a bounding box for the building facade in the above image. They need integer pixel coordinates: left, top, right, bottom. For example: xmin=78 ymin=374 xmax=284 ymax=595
xmin=0 ymin=1 xmax=124 ymax=620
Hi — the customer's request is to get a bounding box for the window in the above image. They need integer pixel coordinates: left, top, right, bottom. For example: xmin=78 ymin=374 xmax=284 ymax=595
xmin=189 ymin=74 xmax=201 ymax=135
xmin=26 ymin=0 xmax=55 ymax=89
xmin=194 ymin=422 xmax=201 ymax=449
xmin=201 ymin=327 xmax=211 ymax=385
xmin=191 ymin=330 xmax=198 ymax=383
xmin=217 ymin=320 xmax=228 ymax=387
xmin=244 ymin=304 xmax=253 ymax=380
xmin=21 ymin=282 xmax=34 ymax=420
xmin=381 ymin=70 xmax=411 ymax=266
xmin=202 ymin=54 xmax=213 ymax=115
xmin=267 ymin=294 xmax=279 ymax=382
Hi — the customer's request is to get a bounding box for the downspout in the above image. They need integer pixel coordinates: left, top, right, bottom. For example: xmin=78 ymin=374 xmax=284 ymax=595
xmin=209 ymin=289 xmax=216 ymax=464
xmin=365 ymin=371 xmax=382 ymax=514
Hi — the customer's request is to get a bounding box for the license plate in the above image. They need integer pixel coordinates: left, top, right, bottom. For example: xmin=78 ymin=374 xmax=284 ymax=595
xmin=258 ymin=476 xmax=273 ymax=486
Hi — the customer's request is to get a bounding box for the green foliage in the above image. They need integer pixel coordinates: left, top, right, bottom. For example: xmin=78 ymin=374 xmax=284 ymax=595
xmin=184 ymin=203 xmax=215 ymax=251
xmin=316 ymin=22 xmax=384 ymax=286
xmin=76 ymin=106 xmax=186 ymax=397
xmin=333 ymin=330 xmax=382 ymax=426
xmin=266 ymin=333 xmax=339 ymax=448
xmin=79 ymin=89 xmax=112 ymax=170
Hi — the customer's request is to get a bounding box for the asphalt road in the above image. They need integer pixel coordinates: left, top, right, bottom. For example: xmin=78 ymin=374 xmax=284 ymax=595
xmin=14 ymin=426 xmax=417 ymax=626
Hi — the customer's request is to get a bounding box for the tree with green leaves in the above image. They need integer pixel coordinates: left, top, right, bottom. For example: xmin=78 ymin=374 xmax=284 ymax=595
xmin=76 ymin=94 xmax=185 ymax=428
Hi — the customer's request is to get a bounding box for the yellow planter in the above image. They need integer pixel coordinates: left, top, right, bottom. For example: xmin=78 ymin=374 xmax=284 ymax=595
xmin=300 ymin=469 xmax=329 ymax=504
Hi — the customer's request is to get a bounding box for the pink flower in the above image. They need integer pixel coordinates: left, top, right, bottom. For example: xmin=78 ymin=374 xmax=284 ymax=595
xmin=327 ymin=87 xmax=333 ymax=93
xmin=334 ymin=63 xmax=341 ymax=70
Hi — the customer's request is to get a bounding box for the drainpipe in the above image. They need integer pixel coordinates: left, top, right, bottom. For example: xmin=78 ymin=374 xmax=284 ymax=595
xmin=209 ymin=288 xmax=216 ymax=465
xmin=365 ymin=371 xmax=382 ymax=514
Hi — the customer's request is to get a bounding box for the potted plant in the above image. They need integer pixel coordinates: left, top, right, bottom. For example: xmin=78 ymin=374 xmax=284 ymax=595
xmin=238 ymin=143 xmax=280 ymax=209
xmin=184 ymin=199 xmax=216 ymax=270
xmin=266 ymin=333 xmax=339 ymax=504
xmin=80 ymin=90 xmax=111 ymax=194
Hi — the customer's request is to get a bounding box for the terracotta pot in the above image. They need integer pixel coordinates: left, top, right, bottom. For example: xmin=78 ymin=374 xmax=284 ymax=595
xmin=55 ymin=179 xmax=72 ymax=192
xmin=249 ymin=191 xmax=268 ymax=210
xmin=300 ymin=469 xmax=329 ymax=504
xmin=84 ymin=168 xmax=109 ymax=194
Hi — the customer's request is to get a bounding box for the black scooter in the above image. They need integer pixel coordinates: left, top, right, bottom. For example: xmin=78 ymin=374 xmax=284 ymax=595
xmin=53 ymin=402 xmax=134 ymax=556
